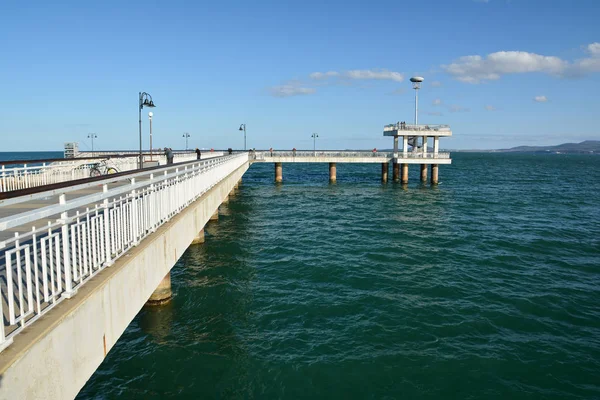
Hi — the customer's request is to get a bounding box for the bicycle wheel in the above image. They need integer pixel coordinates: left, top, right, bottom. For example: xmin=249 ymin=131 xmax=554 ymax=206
xmin=106 ymin=167 xmax=118 ymax=174
xmin=90 ymin=168 xmax=102 ymax=177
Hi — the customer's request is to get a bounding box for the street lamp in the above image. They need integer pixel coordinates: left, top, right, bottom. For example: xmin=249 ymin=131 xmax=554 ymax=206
xmin=148 ymin=112 xmax=154 ymax=160
xmin=182 ymin=132 xmax=190 ymax=150
xmin=311 ymin=133 xmax=319 ymax=156
xmin=87 ymin=133 xmax=97 ymax=153
xmin=410 ymin=76 xmax=424 ymax=125
xmin=139 ymin=92 xmax=156 ymax=169
xmin=238 ymin=124 xmax=246 ymax=150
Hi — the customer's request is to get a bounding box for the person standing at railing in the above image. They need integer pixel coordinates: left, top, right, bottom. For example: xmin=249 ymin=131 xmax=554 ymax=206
xmin=195 ymin=148 xmax=201 ymax=160
xmin=293 ymin=148 xmax=296 ymax=157
xmin=228 ymin=148 xmax=233 ymax=155
xmin=164 ymin=147 xmax=174 ymax=165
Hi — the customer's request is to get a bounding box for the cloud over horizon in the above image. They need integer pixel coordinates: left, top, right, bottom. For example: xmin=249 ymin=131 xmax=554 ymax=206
xmin=310 ymin=68 xmax=404 ymax=82
xmin=534 ymin=95 xmax=548 ymax=103
xmin=443 ymin=42 xmax=600 ymax=83
xmin=269 ymin=84 xmax=317 ymax=98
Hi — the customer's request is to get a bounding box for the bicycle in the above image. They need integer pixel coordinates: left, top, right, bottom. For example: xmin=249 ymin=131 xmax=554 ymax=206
xmin=89 ymin=160 xmax=119 ymax=177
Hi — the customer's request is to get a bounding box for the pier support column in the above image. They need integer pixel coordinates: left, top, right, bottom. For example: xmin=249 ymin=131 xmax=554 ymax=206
xmin=275 ymin=162 xmax=283 ymax=183
xmin=401 ymin=163 xmax=409 ymax=184
xmin=431 ymin=164 xmax=439 ymax=185
xmin=191 ymin=228 xmax=205 ymax=244
xmin=329 ymin=163 xmax=337 ymax=183
xmin=392 ymin=162 xmax=400 ymax=182
xmin=210 ymin=210 xmax=219 ymax=221
xmin=381 ymin=162 xmax=389 ymax=183
xmin=147 ymin=273 xmax=172 ymax=306
xmin=420 ymin=164 xmax=428 ymax=183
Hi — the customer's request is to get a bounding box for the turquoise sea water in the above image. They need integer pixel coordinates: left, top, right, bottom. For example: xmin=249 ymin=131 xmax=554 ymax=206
xmin=76 ymin=153 xmax=600 ymax=399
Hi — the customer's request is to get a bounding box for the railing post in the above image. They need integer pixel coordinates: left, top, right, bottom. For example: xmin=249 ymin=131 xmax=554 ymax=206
xmin=59 ymin=194 xmax=77 ymax=298
xmin=103 ymin=184 xmax=113 ymax=266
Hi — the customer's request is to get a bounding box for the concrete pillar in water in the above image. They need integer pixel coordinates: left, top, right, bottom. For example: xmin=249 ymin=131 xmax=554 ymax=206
xmin=431 ymin=164 xmax=439 ymax=185
xmin=147 ymin=272 xmax=172 ymax=305
xmin=329 ymin=162 xmax=337 ymax=182
xmin=381 ymin=162 xmax=389 ymax=183
xmin=392 ymin=162 xmax=400 ymax=182
xmin=275 ymin=162 xmax=283 ymax=183
xmin=401 ymin=163 xmax=409 ymax=184
xmin=420 ymin=164 xmax=428 ymax=183
xmin=191 ymin=228 xmax=205 ymax=244
xmin=210 ymin=209 xmax=219 ymax=221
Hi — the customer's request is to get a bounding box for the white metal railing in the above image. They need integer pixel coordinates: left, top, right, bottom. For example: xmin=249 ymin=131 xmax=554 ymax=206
xmin=255 ymin=151 xmax=393 ymax=159
xmin=253 ymin=150 xmax=450 ymax=160
xmin=383 ymin=123 xmax=451 ymax=132
xmin=0 ymin=153 xmax=248 ymax=351
xmin=397 ymin=152 xmax=451 ymax=159
xmin=0 ymin=152 xmax=225 ymax=193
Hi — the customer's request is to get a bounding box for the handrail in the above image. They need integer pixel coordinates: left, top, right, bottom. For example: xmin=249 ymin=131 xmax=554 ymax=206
xmin=0 ymin=153 xmax=249 ymax=351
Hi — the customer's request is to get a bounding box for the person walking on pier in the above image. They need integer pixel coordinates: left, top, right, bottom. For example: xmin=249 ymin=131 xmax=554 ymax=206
xmin=195 ymin=148 xmax=201 ymax=160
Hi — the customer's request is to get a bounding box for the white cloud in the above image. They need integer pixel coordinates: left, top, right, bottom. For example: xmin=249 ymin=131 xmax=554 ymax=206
xmin=432 ymin=98 xmax=442 ymax=106
xmin=443 ymin=43 xmax=600 ymax=83
xmin=533 ymin=95 xmax=548 ymax=103
xmin=425 ymin=111 xmax=444 ymax=116
xmin=485 ymin=105 xmax=496 ymax=111
xmin=448 ymin=105 xmax=470 ymax=112
xmin=430 ymin=81 xmax=442 ymax=87
xmin=269 ymin=85 xmax=316 ymax=98
xmin=309 ymin=71 xmax=339 ymax=80
xmin=345 ymin=69 xmax=404 ymax=82
xmin=586 ymin=42 xmax=600 ymax=56
xmin=309 ymin=69 xmax=404 ymax=82
xmin=444 ymin=51 xmax=567 ymax=83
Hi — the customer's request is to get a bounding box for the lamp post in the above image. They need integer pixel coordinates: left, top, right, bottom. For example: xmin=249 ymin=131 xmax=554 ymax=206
xmin=238 ymin=124 xmax=246 ymax=150
xmin=139 ymin=92 xmax=156 ymax=169
xmin=87 ymin=133 xmax=97 ymax=153
xmin=148 ymin=112 xmax=153 ymax=160
xmin=410 ymin=76 xmax=424 ymax=125
xmin=311 ymin=133 xmax=319 ymax=156
xmin=182 ymin=132 xmax=190 ymax=150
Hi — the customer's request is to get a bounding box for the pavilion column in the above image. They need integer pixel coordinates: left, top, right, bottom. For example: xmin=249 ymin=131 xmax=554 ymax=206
xmin=275 ymin=162 xmax=283 ymax=183
xmin=146 ymin=273 xmax=172 ymax=306
xmin=401 ymin=163 xmax=409 ymax=184
xmin=420 ymin=164 xmax=428 ymax=182
xmin=329 ymin=163 xmax=337 ymax=182
xmin=393 ymin=162 xmax=400 ymax=182
xmin=381 ymin=162 xmax=389 ymax=183
xmin=403 ymin=136 xmax=408 ymax=157
xmin=431 ymin=164 xmax=439 ymax=185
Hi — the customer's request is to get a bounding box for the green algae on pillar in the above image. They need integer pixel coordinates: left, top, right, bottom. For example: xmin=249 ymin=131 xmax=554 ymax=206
xmin=191 ymin=228 xmax=205 ymax=244
xmin=146 ymin=273 xmax=172 ymax=306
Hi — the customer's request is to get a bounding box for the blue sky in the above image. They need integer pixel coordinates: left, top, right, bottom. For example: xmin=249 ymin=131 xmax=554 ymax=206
xmin=1 ymin=0 xmax=599 ymax=151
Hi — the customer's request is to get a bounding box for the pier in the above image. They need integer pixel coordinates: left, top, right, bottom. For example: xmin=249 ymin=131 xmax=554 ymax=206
xmin=0 ymin=126 xmax=451 ymax=399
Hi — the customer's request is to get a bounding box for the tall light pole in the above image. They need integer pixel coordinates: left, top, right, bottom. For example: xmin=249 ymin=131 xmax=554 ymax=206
xmin=87 ymin=133 xmax=97 ymax=153
xmin=238 ymin=124 xmax=246 ymax=150
xmin=311 ymin=133 xmax=319 ymax=156
xmin=139 ymin=92 xmax=156 ymax=169
xmin=182 ymin=132 xmax=190 ymax=150
xmin=148 ymin=112 xmax=154 ymax=160
xmin=410 ymin=76 xmax=424 ymax=125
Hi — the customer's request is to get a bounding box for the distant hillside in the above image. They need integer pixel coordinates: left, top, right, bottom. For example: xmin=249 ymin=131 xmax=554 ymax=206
xmin=499 ymin=140 xmax=600 ymax=154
